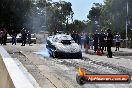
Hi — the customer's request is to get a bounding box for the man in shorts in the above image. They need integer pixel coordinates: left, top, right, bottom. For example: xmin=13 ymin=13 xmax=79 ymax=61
xmin=115 ymin=32 xmax=121 ymax=51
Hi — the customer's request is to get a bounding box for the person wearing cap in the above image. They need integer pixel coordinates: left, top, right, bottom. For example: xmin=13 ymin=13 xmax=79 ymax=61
xmin=106 ymin=29 xmax=113 ymax=58
xmin=115 ymin=32 xmax=121 ymax=51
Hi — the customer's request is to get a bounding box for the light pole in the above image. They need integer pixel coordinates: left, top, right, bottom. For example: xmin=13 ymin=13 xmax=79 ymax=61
xmin=126 ymin=1 xmax=128 ymax=48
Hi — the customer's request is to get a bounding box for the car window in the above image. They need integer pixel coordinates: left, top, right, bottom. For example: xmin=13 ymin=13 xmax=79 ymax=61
xmin=52 ymin=36 xmax=58 ymax=42
xmin=61 ymin=36 xmax=72 ymax=40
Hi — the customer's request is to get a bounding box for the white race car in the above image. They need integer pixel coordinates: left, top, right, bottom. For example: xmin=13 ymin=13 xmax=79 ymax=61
xmin=46 ymin=34 xmax=82 ymax=58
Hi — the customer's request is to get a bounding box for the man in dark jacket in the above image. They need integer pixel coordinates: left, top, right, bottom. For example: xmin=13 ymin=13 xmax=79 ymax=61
xmin=78 ymin=33 xmax=82 ymax=46
xmin=74 ymin=31 xmax=78 ymax=43
xmin=84 ymin=33 xmax=89 ymax=53
xmin=0 ymin=30 xmax=3 ymax=45
xmin=11 ymin=30 xmax=17 ymax=45
xmin=99 ymin=30 xmax=106 ymax=54
xmin=107 ymin=29 xmax=113 ymax=58
xmin=93 ymin=32 xmax=99 ymax=53
xmin=21 ymin=29 xmax=27 ymax=46
xmin=27 ymin=31 xmax=31 ymax=46
xmin=71 ymin=31 xmax=76 ymax=41
xmin=3 ymin=28 xmax=7 ymax=45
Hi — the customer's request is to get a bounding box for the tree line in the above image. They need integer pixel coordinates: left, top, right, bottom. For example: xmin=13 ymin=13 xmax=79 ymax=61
xmin=0 ymin=0 xmax=31 ymax=34
xmin=68 ymin=0 xmax=132 ymax=39
xmin=0 ymin=0 xmax=132 ymax=39
xmin=85 ymin=0 xmax=132 ymax=39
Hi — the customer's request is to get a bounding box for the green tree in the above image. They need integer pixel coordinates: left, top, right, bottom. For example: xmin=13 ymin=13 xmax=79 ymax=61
xmin=68 ymin=20 xmax=87 ymax=32
xmin=87 ymin=3 xmax=103 ymax=32
xmin=100 ymin=0 xmax=132 ymax=39
xmin=0 ymin=0 xmax=32 ymax=33
xmin=46 ymin=1 xmax=73 ymax=32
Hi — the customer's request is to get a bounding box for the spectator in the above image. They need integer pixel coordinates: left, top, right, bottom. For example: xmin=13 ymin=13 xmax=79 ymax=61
xmin=106 ymin=29 xmax=113 ymax=58
xmin=21 ymin=28 xmax=27 ymax=46
xmin=80 ymin=32 xmax=85 ymax=49
xmin=21 ymin=28 xmax=24 ymax=46
xmin=76 ymin=32 xmax=80 ymax=44
xmin=74 ymin=31 xmax=78 ymax=43
xmin=23 ymin=29 xmax=27 ymax=46
xmin=89 ymin=33 xmax=93 ymax=50
xmin=99 ymin=30 xmax=106 ymax=54
xmin=1 ymin=30 xmax=4 ymax=45
xmin=77 ymin=33 xmax=81 ymax=46
xmin=93 ymin=31 xmax=99 ymax=53
xmin=84 ymin=33 xmax=89 ymax=53
xmin=104 ymin=32 xmax=107 ymax=51
xmin=27 ymin=31 xmax=31 ymax=46
xmin=71 ymin=31 xmax=76 ymax=42
xmin=11 ymin=30 xmax=17 ymax=45
xmin=115 ymin=32 xmax=121 ymax=51
xmin=0 ymin=30 xmax=3 ymax=45
xmin=3 ymin=28 xmax=7 ymax=45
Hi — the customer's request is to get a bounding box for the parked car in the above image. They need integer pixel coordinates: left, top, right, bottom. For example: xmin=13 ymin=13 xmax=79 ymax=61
xmin=46 ymin=34 xmax=82 ymax=59
xmin=7 ymin=34 xmax=12 ymax=43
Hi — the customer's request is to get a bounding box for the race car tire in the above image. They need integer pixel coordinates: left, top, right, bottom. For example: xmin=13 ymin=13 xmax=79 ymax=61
xmin=76 ymin=75 xmax=86 ymax=85
xmin=52 ymin=51 xmax=56 ymax=58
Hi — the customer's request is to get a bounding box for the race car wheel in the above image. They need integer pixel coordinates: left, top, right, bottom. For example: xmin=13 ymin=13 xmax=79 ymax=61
xmin=47 ymin=49 xmax=53 ymax=57
xmin=52 ymin=51 xmax=56 ymax=58
xmin=76 ymin=75 xmax=86 ymax=85
xmin=49 ymin=52 xmax=53 ymax=57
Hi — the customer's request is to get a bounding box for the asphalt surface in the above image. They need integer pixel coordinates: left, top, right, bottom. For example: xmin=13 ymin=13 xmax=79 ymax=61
xmin=3 ymin=43 xmax=132 ymax=88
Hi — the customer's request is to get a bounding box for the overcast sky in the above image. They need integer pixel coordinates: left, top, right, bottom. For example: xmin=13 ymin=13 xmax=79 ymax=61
xmin=52 ymin=0 xmax=104 ymax=21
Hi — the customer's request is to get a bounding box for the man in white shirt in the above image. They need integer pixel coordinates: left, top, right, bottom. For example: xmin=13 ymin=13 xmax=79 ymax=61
xmin=115 ymin=32 xmax=121 ymax=51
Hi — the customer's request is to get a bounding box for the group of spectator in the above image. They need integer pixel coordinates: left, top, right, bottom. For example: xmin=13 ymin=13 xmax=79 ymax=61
xmin=10 ymin=28 xmax=31 ymax=46
xmin=71 ymin=31 xmax=81 ymax=46
xmin=0 ymin=27 xmax=121 ymax=58
xmin=71 ymin=29 xmax=121 ymax=58
xmin=0 ymin=28 xmax=31 ymax=46
xmin=20 ymin=28 xmax=31 ymax=46
xmin=0 ymin=28 xmax=7 ymax=45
